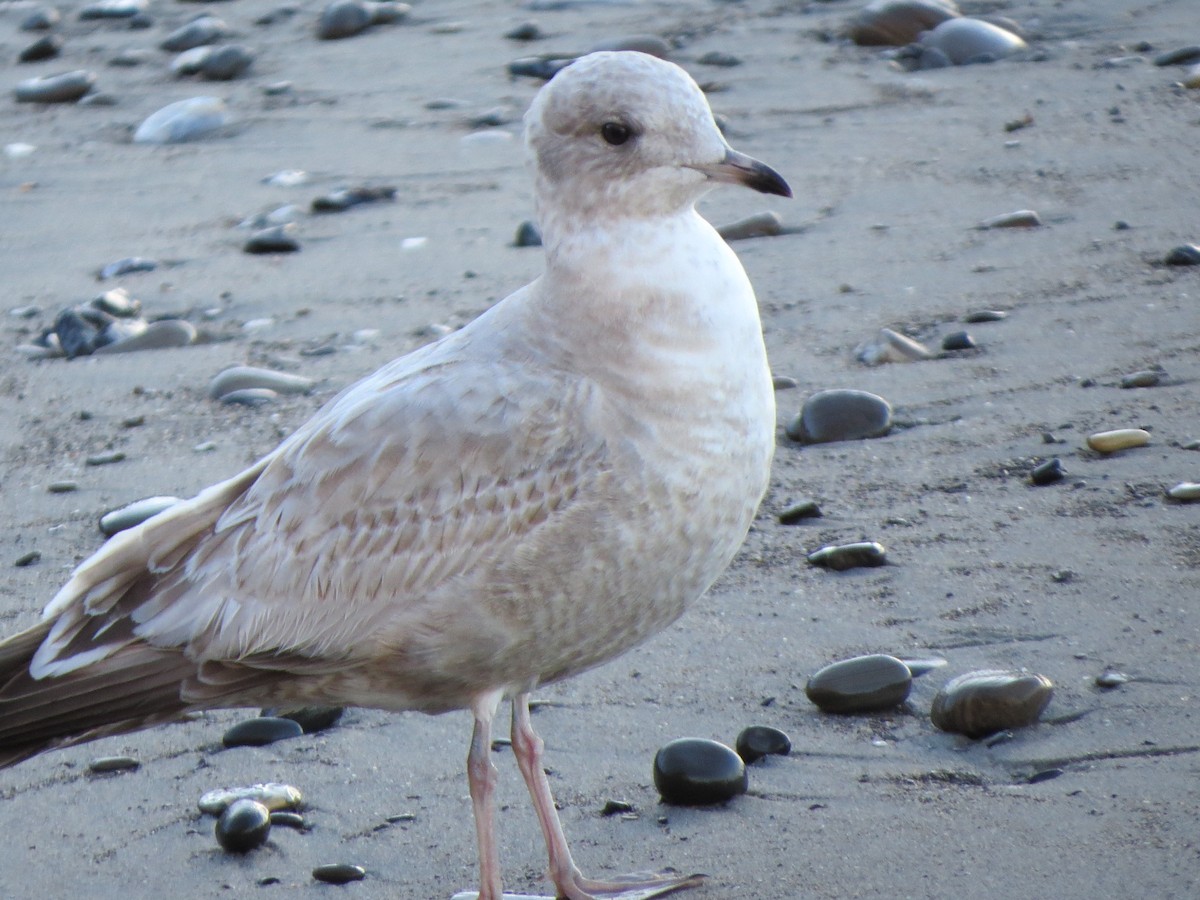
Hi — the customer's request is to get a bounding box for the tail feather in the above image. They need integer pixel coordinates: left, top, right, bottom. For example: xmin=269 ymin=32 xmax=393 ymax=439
xmin=0 ymin=622 xmax=196 ymax=769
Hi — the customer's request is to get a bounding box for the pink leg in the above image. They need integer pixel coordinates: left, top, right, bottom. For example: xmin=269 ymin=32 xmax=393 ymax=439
xmin=510 ymin=695 xmax=705 ymax=900
xmin=469 ymin=690 xmax=505 ymax=900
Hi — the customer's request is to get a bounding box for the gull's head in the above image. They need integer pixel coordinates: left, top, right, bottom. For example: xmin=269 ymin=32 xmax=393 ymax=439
xmin=525 ymin=51 xmax=790 ymax=231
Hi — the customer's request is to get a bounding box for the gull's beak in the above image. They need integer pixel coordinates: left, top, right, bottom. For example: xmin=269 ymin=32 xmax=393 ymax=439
xmin=693 ymin=148 xmax=792 ymax=198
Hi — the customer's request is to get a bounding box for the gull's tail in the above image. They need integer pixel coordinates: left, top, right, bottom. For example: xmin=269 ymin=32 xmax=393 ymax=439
xmin=0 ymin=619 xmax=194 ymax=769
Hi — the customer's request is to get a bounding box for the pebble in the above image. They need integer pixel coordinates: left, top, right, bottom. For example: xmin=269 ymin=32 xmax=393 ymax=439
xmin=93 ymin=319 xmax=196 ymax=353
xmin=855 ymin=327 xmax=933 ymax=365
xmin=260 ymin=705 xmax=344 ymax=734
xmin=653 ymin=738 xmax=747 ymax=805
xmin=244 ymin=224 xmax=300 ymax=254
xmin=198 ymin=783 xmax=304 ymax=815
xmin=220 ymin=388 xmax=279 ymax=407
xmin=15 ymin=550 xmax=41 ymax=568
xmin=805 ymin=654 xmax=913 ymax=713
xmin=317 ymin=0 xmax=409 ymax=40
xmin=1153 ymin=46 xmax=1200 ymax=66
xmin=918 ymin=17 xmax=1027 ymax=65
xmin=86 ymin=450 xmax=126 ymax=467
xmin=697 ymin=50 xmax=742 ymax=68
xmin=269 ymin=811 xmax=307 ymax=829
xmin=504 ymin=21 xmax=543 ymax=41
xmin=513 ymin=220 xmax=542 ymax=247
xmin=1086 ymin=428 xmax=1150 ymax=453
xmin=88 ymin=755 xmax=140 ymax=773
xmin=99 ymin=496 xmax=181 ymax=537
xmin=941 ymin=330 xmax=976 ymax=351
xmin=977 ymin=209 xmax=1042 ymax=229
xmin=1164 ymin=244 xmax=1200 ymax=265
xmin=786 ymin=389 xmax=892 ymax=444
xmin=191 ymin=45 xmax=255 ymax=81
xmin=21 ymin=8 xmax=62 ymax=30
xmin=734 ymin=725 xmax=791 ymax=764
xmin=1095 ymin=670 xmax=1131 ymax=689
xmin=778 ymin=500 xmax=822 ymax=524
xmin=311 ymin=185 xmax=396 ymax=212
xmin=134 ymin=96 xmax=229 ymax=144
xmin=313 ymin=864 xmax=367 ymax=885
xmin=1120 ymin=369 xmax=1161 ymax=388
xmin=160 ymin=16 xmax=230 ymax=52
xmin=1027 ymin=768 xmax=1063 ymax=784
xmin=963 ymin=309 xmax=1007 ymax=323
xmin=508 ymin=55 xmax=573 ymax=80
xmin=930 ymin=670 xmax=1054 ymax=739
xmin=222 ymin=716 xmax=304 ymax=748
xmin=716 ymin=211 xmax=783 ymax=241
xmin=99 ymin=257 xmax=156 ymax=280
xmin=48 ymin=480 xmax=78 ymax=493
xmin=897 ymin=656 xmax=948 ymax=678
xmin=772 ymin=375 xmax=798 ymax=390
xmin=1166 ymin=482 xmax=1200 ymax=502
xmin=846 ymin=0 xmax=961 ymax=47
xmin=209 ymin=366 xmax=315 ymax=401
xmin=216 ymin=799 xmax=272 ymax=853
xmin=19 ymin=34 xmax=63 ymax=63
xmin=807 ymin=541 xmax=888 ymax=571
xmin=14 ymin=70 xmax=96 ymax=104
xmin=78 ymin=0 xmax=147 ymax=20
xmin=1029 ymin=457 xmax=1065 ymax=486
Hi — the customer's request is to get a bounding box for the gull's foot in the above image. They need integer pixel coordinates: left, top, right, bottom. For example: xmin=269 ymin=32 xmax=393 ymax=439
xmin=451 ymin=870 xmax=705 ymax=900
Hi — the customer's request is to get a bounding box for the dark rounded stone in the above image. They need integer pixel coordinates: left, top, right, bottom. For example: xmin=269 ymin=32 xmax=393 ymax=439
xmin=807 ymin=541 xmax=888 ymax=571
xmin=1165 ymin=244 xmax=1200 ymax=266
xmin=653 ymin=738 xmax=747 ymax=805
xmin=244 ymin=225 xmax=300 ymax=254
xmin=14 ymin=69 xmax=95 ymax=103
xmin=19 ymin=34 xmax=63 ymax=63
xmin=963 ymin=309 xmax=1007 ymax=323
xmin=260 ymin=705 xmax=344 ymax=734
xmin=786 ymin=389 xmax=892 ymax=444
xmin=1030 ymin=457 xmax=1065 ymax=486
xmin=1153 ymin=45 xmax=1200 ymax=66
xmin=269 ymin=811 xmax=307 ymax=829
xmin=931 ymin=670 xmax=1054 ymax=739
xmin=734 ymin=725 xmax=791 ymax=764
xmin=216 ymin=799 xmax=271 ymax=852
xmin=313 ymin=864 xmax=367 ymax=884
xmin=778 ymin=500 xmax=821 ymax=525
xmin=88 ymin=755 xmax=140 ymax=773
xmin=805 ymin=654 xmax=913 ymax=713
xmin=514 ymin=220 xmax=542 ymax=247
xmin=160 ymin=16 xmax=229 ymax=52
xmin=199 ymin=45 xmax=253 ymax=81
xmin=222 ymin=716 xmax=303 ymax=748
xmin=316 ymin=0 xmax=371 ymax=39
xmin=941 ymin=330 xmax=976 ymax=351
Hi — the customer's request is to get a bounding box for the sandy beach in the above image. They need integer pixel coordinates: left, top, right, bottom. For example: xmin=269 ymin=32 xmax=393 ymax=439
xmin=2 ymin=0 xmax=1198 ymax=896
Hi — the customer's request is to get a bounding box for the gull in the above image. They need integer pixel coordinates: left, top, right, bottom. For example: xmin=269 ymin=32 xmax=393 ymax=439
xmin=0 ymin=51 xmax=790 ymax=900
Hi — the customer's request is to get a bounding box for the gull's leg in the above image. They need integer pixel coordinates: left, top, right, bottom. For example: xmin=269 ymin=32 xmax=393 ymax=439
xmin=510 ymin=695 xmax=705 ymax=900
xmin=469 ymin=689 xmax=506 ymax=900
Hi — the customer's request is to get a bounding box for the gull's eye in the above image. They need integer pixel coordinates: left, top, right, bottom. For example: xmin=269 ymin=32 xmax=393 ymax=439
xmin=601 ymin=122 xmax=632 ymax=146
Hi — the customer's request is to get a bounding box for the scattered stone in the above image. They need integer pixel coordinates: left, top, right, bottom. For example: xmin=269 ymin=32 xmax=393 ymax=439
xmin=716 ymin=211 xmax=783 ymax=241
xmin=1166 ymin=482 xmax=1200 ymax=502
xmin=1120 ymin=369 xmax=1161 ymax=388
xmin=260 ymin=705 xmax=344 ymax=734
xmin=15 ymin=550 xmax=41 ymax=568
xmin=18 ymin=34 xmax=63 ymax=63
xmin=513 ymin=220 xmax=542 ymax=247
xmin=855 ymin=327 xmax=932 ymax=365
xmin=244 ymin=224 xmax=300 ymax=254
xmin=216 ymin=799 xmax=272 ymax=853
xmin=846 ymin=0 xmax=960 ymax=47
xmin=311 ymin=185 xmax=396 ymax=212
xmin=786 ymin=389 xmax=892 ymax=444
xmin=21 ymin=8 xmax=62 ymax=30
xmin=1030 ymin=457 xmax=1065 ymax=486
xmin=316 ymin=0 xmax=409 ymax=40
xmin=160 ymin=16 xmax=229 ymax=52
xmin=88 ymin=755 xmax=140 ymax=773
xmin=734 ymin=725 xmax=791 ymax=764
xmin=978 ymin=209 xmax=1042 ymax=229
xmin=508 ymin=55 xmax=573 ymax=80
xmin=697 ymin=50 xmax=741 ymax=67
xmin=99 ymin=257 xmax=157 ymax=280
xmin=599 ymin=798 xmax=635 ymax=816
xmin=209 ymin=366 xmax=315 ymax=401
xmin=313 ymin=864 xmax=367 ymax=885
xmin=807 ymin=541 xmax=888 ymax=571
xmin=14 ymin=70 xmax=96 ymax=103
xmin=134 ymin=96 xmax=229 ymax=144
xmin=220 ymin=388 xmax=279 ymax=407
xmin=931 ymin=670 xmax=1053 ymax=739
xmin=222 ymin=716 xmax=304 ymax=748
xmin=1095 ymin=670 xmax=1131 ymax=689
xmin=198 ymin=783 xmax=303 ymax=816
xmin=86 ymin=450 xmax=126 ymax=467
xmin=1153 ymin=46 xmax=1200 ymax=66
xmin=1086 ymin=428 xmax=1150 ymax=453
xmin=269 ymin=811 xmax=307 ymax=829
xmin=963 ymin=309 xmax=1007 ymax=323
xmin=771 ymin=375 xmax=798 ymax=390
xmin=1164 ymin=244 xmax=1200 ymax=266
xmin=79 ymin=0 xmax=147 ymax=20
xmin=504 ymin=21 xmax=543 ymax=41
xmin=1027 ymin=768 xmax=1064 ymax=784
xmin=192 ymin=45 xmax=255 ymax=81
xmin=805 ymin=654 xmax=912 ymax=713
xmin=99 ymin=496 xmax=181 ymax=537
xmin=918 ymin=17 xmax=1026 ymax=65
xmin=653 ymin=738 xmax=747 ymax=805
xmin=47 ymin=480 xmax=78 ymax=493
xmin=778 ymin=500 xmax=822 ymax=524
xmin=941 ymin=331 xmax=976 ymax=351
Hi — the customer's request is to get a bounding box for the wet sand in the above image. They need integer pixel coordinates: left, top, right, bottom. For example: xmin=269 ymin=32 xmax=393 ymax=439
xmin=2 ymin=0 xmax=1198 ymax=896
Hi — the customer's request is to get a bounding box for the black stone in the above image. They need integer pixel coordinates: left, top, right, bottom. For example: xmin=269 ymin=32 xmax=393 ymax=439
xmin=222 ymin=716 xmax=303 ymax=748
xmin=1030 ymin=457 xmax=1065 ymax=486
xmin=941 ymin=330 xmax=976 ymax=351
xmin=514 ymin=220 xmax=542 ymax=247
xmin=734 ymin=725 xmax=791 ymax=764
xmin=260 ymin=705 xmax=344 ymax=734
xmin=216 ymin=799 xmax=271 ymax=852
xmin=313 ymin=864 xmax=366 ymax=884
xmin=778 ymin=500 xmax=821 ymax=524
xmin=1165 ymin=244 xmax=1200 ymax=266
xmin=19 ymin=34 xmax=62 ymax=62
xmin=806 ymin=654 xmax=912 ymax=713
xmin=653 ymin=738 xmax=746 ymax=805
xmin=807 ymin=541 xmax=888 ymax=571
